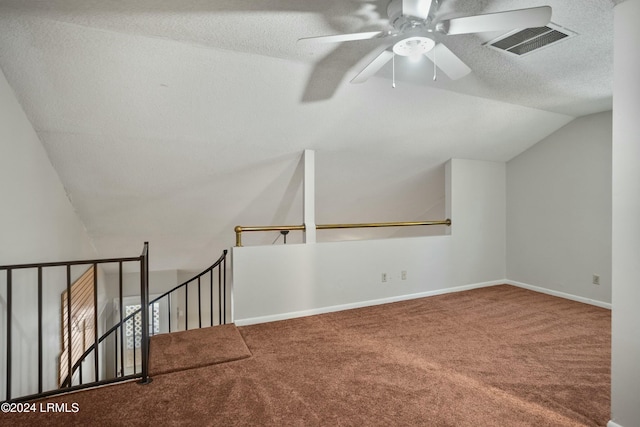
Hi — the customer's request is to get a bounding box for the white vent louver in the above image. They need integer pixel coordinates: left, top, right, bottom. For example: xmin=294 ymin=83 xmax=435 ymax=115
xmin=484 ymin=23 xmax=576 ymax=56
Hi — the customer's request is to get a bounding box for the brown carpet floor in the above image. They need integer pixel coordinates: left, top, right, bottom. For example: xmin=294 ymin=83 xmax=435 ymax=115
xmin=7 ymin=285 xmax=610 ymax=426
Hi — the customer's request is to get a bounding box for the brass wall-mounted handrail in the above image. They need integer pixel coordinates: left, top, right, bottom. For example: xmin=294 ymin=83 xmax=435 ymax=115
xmin=234 ymin=219 xmax=451 ymax=247
xmin=234 ymin=225 xmax=305 ymax=247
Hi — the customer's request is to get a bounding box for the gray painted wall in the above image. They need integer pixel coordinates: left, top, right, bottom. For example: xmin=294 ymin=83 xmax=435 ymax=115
xmin=506 ymin=112 xmax=612 ymax=305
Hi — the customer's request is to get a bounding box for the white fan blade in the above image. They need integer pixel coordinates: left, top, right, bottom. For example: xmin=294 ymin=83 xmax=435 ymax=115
xmin=424 ymin=44 xmax=471 ymax=80
xmin=402 ymin=0 xmax=433 ymax=20
xmin=351 ymin=50 xmax=394 ymax=84
xmin=298 ymin=31 xmax=383 ymax=43
xmin=439 ymin=6 xmax=552 ymax=35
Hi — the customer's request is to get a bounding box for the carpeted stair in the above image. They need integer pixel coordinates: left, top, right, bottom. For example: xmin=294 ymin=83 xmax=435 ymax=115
xmin=148 ymin=323 xmax=252 ymax=376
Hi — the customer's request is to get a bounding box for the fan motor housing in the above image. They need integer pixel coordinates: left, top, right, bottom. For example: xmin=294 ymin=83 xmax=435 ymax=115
xmin=387 ymin=0 xmax=431 ymax=31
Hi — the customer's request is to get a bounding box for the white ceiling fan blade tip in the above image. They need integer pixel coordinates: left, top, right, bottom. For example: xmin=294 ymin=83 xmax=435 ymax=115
xmin=298 ymin=31 xmax=384 ymax=44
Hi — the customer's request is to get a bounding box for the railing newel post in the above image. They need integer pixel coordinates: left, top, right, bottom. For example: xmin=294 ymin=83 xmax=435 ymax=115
xmin=138 ymin=242 xmax=152 ymax=385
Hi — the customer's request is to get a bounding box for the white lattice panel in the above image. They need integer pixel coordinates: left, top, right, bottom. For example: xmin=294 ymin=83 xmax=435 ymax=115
xmin=125 ymin=303 xmax=160 ymax=349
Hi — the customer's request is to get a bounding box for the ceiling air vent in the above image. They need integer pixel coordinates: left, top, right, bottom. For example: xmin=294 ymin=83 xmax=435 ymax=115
xmin=484 ymin=23 xmax=577 ymax=56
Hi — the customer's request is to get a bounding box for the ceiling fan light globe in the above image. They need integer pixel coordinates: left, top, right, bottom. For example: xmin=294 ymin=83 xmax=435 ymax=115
xmin=392 ymin=36 xmax=435 ymax=57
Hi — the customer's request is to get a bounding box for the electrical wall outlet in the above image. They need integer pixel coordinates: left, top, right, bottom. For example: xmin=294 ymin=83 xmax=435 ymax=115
xmin=401 ymin=271 xmax=407 ymax=280
xmin=381 ymin=273 xmax=388 ymax=283
xmin=592 ymin=274 xmax=600 ymax=285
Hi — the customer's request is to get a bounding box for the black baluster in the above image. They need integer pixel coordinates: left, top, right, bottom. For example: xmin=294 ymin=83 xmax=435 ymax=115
xmin=93 ymin=264 xmax=98 ymax=382
xmin=185 ymin=283 xmax=189 ymax=331
xmin=119 ymin=261 xmax=124 ymax=378
xmin=38 ymin=267 xmax=43 ymax=393
xmin=66 ymin=265 xmax=72 ymax=387
xmin=168 ymin=295 xmax=172 ymax=333
xmin=198 ymin=277 xmax=202 ymax=329
xmin=6 ymin=269 xmax=12 ymax=400
xmin=210 ymin=270 xmax=213 ymax=327
xmin=218 ymin=264 xmax=222 ymax=325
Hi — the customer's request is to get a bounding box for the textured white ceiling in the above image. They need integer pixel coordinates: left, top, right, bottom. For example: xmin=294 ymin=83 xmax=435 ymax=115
xmin=0 ymin=0 xmax=615 ymax=270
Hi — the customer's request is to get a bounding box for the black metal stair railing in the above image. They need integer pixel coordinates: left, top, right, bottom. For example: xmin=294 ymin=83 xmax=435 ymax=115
xmin=1 ymin=245 xmax=228 ymax=403
xmin=148 ymin=249 xmax=228 ymax=334
xmin=1 ymin=242 xmax=149 ymax=403
xmin=61 ymin=249 xmax=228 ymax=393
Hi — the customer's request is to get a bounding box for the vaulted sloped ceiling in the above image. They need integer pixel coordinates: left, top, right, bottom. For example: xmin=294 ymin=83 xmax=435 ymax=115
xmin=0 ymin=0 xmax=616 ymax=270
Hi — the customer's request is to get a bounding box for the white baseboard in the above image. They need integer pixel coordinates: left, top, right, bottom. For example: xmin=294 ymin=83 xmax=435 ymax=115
xmin=234 ymin=280 xmax=503 ymax=326
xmin=506 ymin=280 xmax=611 ymax=310
xmin=235 ymin=279 xmax=612 ymax=326
xmin=607 ymin=421 xmax=624 ymax=427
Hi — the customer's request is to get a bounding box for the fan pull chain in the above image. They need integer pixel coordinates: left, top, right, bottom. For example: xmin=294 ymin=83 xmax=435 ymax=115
xmin=392 ymin=53 xmax=396 ymax=88
xmin=433 ymin=48 xmax=437 ymax=81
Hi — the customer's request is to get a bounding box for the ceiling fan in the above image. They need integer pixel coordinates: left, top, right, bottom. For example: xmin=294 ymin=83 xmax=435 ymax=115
xmin=298 ymin=0 xmax=551 ymax=83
